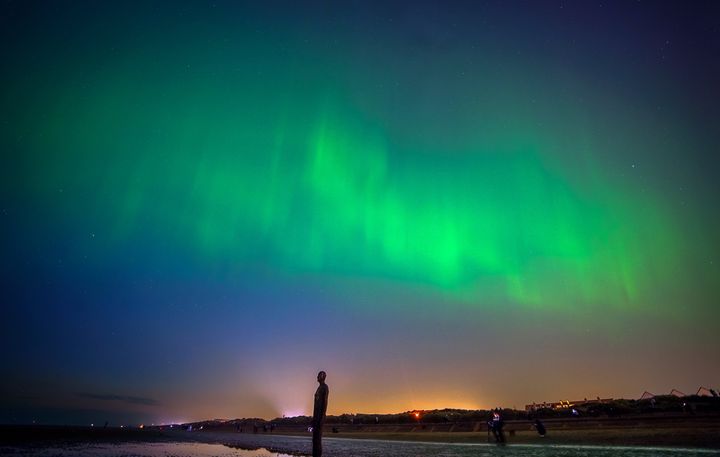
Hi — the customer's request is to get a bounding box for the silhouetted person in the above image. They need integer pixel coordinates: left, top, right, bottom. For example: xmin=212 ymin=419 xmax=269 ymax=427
xmin=312 ymin=370 xmax=329 ymax=457
xmin=490 ymin=408 xmax=505 ymax=443
xmin=532 ymin=418 xmax=546 ymax=437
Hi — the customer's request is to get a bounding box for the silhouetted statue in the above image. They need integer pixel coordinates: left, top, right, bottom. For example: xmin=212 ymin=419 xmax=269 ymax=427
xmin=312 ymin=370 xmax=329 ymax=457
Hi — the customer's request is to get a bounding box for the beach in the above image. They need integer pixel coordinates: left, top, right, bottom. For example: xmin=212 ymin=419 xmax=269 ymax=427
xmin=2 ymin=431 xmax=720 ymax=457
xmin=3 ymin=414 xmax=720 ymax=455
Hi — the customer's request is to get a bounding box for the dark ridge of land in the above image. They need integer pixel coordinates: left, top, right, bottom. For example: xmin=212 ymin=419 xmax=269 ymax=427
xmin=182 ymin=395 xmax=720 ymax=430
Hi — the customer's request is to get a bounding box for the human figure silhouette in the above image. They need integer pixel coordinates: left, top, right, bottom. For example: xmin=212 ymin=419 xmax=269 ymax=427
xmin=312 ymin=371 xmax=329 ymax=457
xmin=490 ymin=408 xmax=505 ymax=443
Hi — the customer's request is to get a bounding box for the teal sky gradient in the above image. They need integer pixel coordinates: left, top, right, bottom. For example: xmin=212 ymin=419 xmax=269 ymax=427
xmin=1 ymin=1 xmax=719 ymax=424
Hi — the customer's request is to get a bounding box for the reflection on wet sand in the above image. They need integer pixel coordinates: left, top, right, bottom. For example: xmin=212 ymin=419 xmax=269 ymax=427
xmin=1 ymin=442 xmax=295 ymax=457
xmin=3 ymin=439 xmax=720 ymax=457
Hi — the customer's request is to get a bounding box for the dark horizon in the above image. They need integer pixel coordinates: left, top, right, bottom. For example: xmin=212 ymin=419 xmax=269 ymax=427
xmin=3 ymin=385 xmax=717 ymax=427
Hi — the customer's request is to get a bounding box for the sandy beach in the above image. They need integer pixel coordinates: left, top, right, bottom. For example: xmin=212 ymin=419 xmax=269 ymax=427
xmin=4 ymin=415 xmax=720 ymax=453
xmin=183 ymin=426 xmax=720 ymax=450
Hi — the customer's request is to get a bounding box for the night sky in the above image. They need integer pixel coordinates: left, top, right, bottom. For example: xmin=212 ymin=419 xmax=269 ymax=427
xmin=1 ymin=1 xmax=719 ymax=426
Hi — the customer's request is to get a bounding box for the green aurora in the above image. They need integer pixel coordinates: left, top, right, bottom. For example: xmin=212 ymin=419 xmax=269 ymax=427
xmin=9 ymin=81 xmax=693 ymax=310
xmin=2 ymin=1 xmax=719 ymax=423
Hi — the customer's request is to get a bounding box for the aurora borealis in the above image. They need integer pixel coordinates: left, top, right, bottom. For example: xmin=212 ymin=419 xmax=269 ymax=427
xmin=2 ymin=1 xmax=719 ymax=425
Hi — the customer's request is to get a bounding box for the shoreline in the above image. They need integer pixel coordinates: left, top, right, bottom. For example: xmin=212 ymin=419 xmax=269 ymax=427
xmin=191 ymin=428 xmax=720 ymax=450
xmin=184 ymin=414 xmax=720 ymax=450
xmin=3 ymin=422 xmax=720 ymax=451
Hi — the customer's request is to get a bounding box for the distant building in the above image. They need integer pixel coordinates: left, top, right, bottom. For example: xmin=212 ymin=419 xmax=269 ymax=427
xmin=525 ymin=397 xmax=612 ymax=412
xmin=639 ymin=387 xmax=719 ymax=399
xmin=696 ymin=386 xmax=714 ymax=397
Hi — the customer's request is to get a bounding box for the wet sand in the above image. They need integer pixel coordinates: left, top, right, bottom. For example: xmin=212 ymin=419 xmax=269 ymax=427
xmin=3 ymin=419 xmax=719 ymax=453
xmin=183 ymin=426 xmax=720 ymax=450
xmin=182 ymin=414 xmax=720 ymax=450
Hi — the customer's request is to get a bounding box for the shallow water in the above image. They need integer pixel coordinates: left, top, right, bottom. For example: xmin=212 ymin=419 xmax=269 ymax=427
xmin=0 ymin=442 xmax=293 ymax=457
xmin=2 ymin=440 xmax=719 ymax=457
